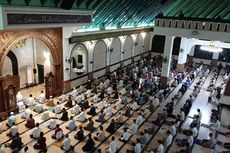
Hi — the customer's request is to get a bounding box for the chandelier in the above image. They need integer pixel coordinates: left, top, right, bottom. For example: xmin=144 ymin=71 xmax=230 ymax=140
xmin=200 ymin=41 xmax=223 ymax=53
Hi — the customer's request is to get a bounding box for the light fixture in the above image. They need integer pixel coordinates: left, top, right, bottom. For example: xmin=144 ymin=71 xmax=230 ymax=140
xmin=200 ymin=41 xmax=223 ymax=53
xmin=140 ymin=32 xmax=146 ymax=38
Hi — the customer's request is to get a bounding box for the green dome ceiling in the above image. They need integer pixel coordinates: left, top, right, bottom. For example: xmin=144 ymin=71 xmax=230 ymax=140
xmin=1 ymin=0 xmax=230 ymax=31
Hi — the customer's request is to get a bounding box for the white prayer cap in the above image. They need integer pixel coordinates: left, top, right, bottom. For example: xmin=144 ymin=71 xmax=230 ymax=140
xmin=50 ymin=96 xmax=52 ymax=98
xmin=10 ymin=112 xmax=14 ymax=115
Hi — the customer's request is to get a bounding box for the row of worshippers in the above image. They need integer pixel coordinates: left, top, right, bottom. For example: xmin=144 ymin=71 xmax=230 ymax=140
xmin=208 ymin=68 xmax=229 ymax=103
xmin=148 ymin=66 xmax=204 ymax=153
xmin=8 ymin=54 xmax=164 ymax=151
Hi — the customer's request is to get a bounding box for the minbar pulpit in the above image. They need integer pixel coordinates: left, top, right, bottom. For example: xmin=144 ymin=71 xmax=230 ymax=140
xmin=0 ymin=75 xmax=19 ymax=117
xmin=45 ymin=72 xmax=55 ymax=99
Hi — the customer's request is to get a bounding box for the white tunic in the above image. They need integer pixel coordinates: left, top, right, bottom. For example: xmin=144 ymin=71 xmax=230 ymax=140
xmin=38 ymin=93 xmax=46 ymax=103
xmin=62 ymin=137 xmax=71 ymax=151
xmin=8 ymin=115 xmax=16 ymax=127
xmin=107 ymin=87 xmax=113 ymax=95
xmin=121 ymin=132 xmax=132 ymax=141
xmin=31 ymin=126 xmax=41 ymax=138
xmin=108 ymin=140 xmax=116 ymax=153
xmin=16 ymin=93 xmax=23 ymax=102
xmin=157 ymin=144 xmax=164 ymax=153
xmin=49 ymin=118 xmax=57 ymax=129
xmin=10 ymin=125 xmax=18 ymax=136
xmin=105 ymin=106 xmax=113 ymax=118
xmin=136 ymin=115 xmax=144 ymax=126
xmin=27 ymin=97 xmax=35 ymax=106
xmin=34 ymin=103 xmax=43 ymax=113
xmin=76 ymin=112 xmax=86 ymax=122
xmin=128 ymin=123 xmax=138 ymax=134
xmin=134 ymin=143 xmax=141 ymax=153
xmin=54 ymin=105 xmax=62 ymax=114
xmin=115 ymin=100 xmax=121 ymax=110
xmin=93 ymin=95 xmax=99 ymax=103
xmin=165 ymin=134 xmax=173 ymax=147
xmin=22 ymin=108 xmax=32 ymax=119
xmin=71 ymin=105 xmax=80 ymax=114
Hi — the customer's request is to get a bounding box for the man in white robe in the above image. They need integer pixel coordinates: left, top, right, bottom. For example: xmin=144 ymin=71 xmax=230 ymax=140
xmin=30 ymin=123 xmax=41 ymax=139
xmin=71 ymin=104 xmax=80 ymax=114
xmin=34 ymin=103 xmax=43 ymax=113
xmin=54 ymin=102 xmax=62 ymax=114
xmin=38 ymin=91 xmax=46 ymax=103
xmin=21 ymin=108 xmax=32 ymax=119
xmin=48 ymin=118 xmax=57 ymax=129
xmin=7 ymin=112 xmax=16 ymax=127
xmin=76 ymin=111 xmax=86 ymax=122
xmin=61 ymin=134 xmax=71 ymax=151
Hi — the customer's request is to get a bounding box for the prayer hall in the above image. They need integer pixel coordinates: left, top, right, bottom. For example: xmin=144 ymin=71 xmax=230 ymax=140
xmin=0 ymin=0 xmax=230 ymax=153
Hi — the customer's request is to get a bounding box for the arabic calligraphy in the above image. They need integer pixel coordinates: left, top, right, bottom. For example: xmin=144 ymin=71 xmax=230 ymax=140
xmin=7 ymin=13 xmax=91 ymax=25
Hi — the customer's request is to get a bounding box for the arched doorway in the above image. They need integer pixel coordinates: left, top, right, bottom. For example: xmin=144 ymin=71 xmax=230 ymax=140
xmin=3 ymin=38 xmax=53 ymax=89
xmin=134 ymin=34 xmax=143 ymax=61
xmin=70 ymin=43 xmax=88 ymax=79
xmin=110 ymin=38 xmax=121 ymax=65
xmin=134 ymin=34 xmax=142 ymax=56
xmin=123 ymin=36 xmax=133 ymax=66
xmin=0 ymin=29 xmax=63 ymax=99
xmin=93 ymin=40 xmax=107 ymax=78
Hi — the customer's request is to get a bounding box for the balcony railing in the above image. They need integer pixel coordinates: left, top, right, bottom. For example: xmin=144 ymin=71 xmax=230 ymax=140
xmin=155 ymin=17 xmax=230 ymax=33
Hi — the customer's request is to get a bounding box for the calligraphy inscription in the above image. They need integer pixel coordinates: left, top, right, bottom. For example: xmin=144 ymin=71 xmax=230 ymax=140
xmin=7 ymin=13 xmax=91 ymax=25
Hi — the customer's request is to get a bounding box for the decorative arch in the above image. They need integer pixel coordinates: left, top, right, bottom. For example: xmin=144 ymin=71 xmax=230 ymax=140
xmin=110 ymin=37 xmax=121 ymax=65
xmin=93 ymin=40 xmax=107 ymax=71
xmin=123 ymin=36 xmax=133 ymax=60
xmin=0 ymin=28 xmax=63 ymax=96
xmin=70 ymin=43 xmax=88 ymax=77
xmin=134 ymin=34 xmax=143 ymax=56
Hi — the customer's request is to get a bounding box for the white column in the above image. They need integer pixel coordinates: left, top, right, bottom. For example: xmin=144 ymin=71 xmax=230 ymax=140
xmin=87 ymin=41 xmax=95 ymax=72
xmin=178 ymin=37 xmax=189 ymax=64
xmin=62 ymin=27 xmax=77 ymax=81
xmin=149 ymin=32 xmax=154 ymax=57
xmin=106 ymin=39 xmax=112 ymax=66
xmin=63 ymin=38 xmax=70 ymax=80
xmin=161 ymin=36 xmax=174 ymax=77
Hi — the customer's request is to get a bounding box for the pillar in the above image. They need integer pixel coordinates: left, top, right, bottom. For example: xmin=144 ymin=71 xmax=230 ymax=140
xmin=177 ymin=38 xmax=189 ymax=72
xmin=224 ymin=79 xmax=230 ymax=96
xmin=160 ymin=36 xmax=174 ymax=86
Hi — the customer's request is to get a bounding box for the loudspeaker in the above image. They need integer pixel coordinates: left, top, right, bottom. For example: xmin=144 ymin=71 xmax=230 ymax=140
xmin=60 ymin=0 xmax=75 ymax=10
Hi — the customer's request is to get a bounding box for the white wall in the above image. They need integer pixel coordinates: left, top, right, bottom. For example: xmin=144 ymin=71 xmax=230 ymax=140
xmin=65 ymin=32 xmax=151 ymax=82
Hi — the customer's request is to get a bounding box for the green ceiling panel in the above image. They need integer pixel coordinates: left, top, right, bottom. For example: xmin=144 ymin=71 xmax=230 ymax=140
xmin=163 ymin=0 xmax=230 ymax=21
xmin=0 ymin=0 xmax=229 ymax=32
